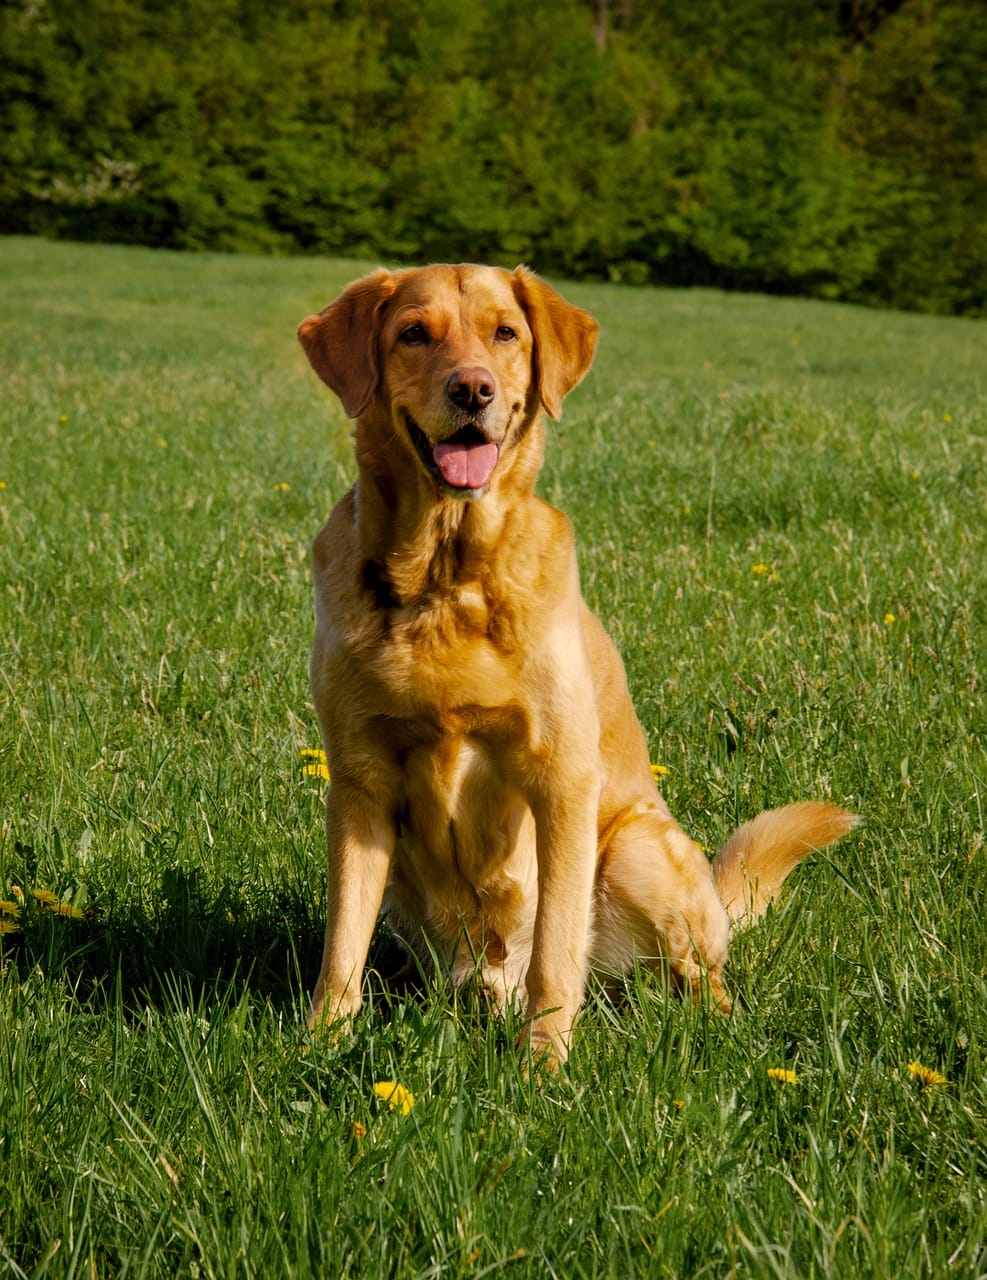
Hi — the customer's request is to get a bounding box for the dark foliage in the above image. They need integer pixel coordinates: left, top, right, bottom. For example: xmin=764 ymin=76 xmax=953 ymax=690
xmin=1 ymin=0 xmax=984 ymax=313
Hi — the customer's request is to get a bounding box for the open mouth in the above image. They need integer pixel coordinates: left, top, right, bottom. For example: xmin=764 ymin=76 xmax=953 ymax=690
xmin=406 ymin=416 xmax=500 ymax=495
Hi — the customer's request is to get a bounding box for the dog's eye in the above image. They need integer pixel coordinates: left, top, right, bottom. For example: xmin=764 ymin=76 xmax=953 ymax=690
xmin=495 ymin=326 xmax=517 ymax=343
xmin=399 ymin=324 xmax=429 ymax=346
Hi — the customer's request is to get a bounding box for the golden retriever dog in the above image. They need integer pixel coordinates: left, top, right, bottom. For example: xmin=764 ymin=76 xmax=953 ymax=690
xmin=297 ymin=264 xmax=856 ymax=1066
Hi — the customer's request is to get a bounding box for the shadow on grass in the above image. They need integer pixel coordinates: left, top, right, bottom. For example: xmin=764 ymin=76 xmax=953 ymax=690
xmin=1 ymin=868 xmax=408 ymax=1020
xmin=2 ymin=869 xmax=739 ymax=1040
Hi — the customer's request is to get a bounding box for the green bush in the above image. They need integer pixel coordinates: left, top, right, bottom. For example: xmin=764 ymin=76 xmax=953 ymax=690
xmin=1 ymin=0 xmax=984 ymax=313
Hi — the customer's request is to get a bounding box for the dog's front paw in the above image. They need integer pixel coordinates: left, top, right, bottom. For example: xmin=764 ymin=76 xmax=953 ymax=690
xmin=517 ymin=1015 xmax=569 ymax=1073
xmin=307 ymin=1010 xmax=351 ymax=1044
xmin=307 ymin=987 xmax=361 ymax=1040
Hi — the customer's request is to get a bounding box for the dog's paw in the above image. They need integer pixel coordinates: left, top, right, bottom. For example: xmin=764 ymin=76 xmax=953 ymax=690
xmin=690 ymin=969 xmax=733 ymax=1017
xmin=307 ymin=1015 xmax=351 ymax=1050
xmin=307 ymin=991 xmax=359 ymax=1042
xmin=517 ymin=1020 xmax=567 ymax=1074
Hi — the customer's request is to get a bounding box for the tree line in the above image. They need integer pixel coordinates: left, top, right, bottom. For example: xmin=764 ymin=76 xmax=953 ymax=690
xmin=2 ymin=0 xmax=984 ymax=314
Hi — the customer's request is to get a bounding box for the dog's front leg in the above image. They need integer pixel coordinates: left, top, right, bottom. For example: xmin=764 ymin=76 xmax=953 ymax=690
xmin=309 ymin=780 xmax=395 ymax=1031
xmin=521 ymin=771 xmax=601 ymax=1068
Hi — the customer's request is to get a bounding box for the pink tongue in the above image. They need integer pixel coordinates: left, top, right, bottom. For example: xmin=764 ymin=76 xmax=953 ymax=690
xmin=432 ymin=441 xmax=499 ymax=489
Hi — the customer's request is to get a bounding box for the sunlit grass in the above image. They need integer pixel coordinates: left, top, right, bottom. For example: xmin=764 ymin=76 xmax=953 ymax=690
xmin=0 ymin=236 xmax=985 ymax=1277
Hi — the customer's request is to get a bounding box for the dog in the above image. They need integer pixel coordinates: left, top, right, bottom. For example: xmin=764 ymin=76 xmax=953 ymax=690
xmin=297 ymin=263 xmax=856 ymax=1066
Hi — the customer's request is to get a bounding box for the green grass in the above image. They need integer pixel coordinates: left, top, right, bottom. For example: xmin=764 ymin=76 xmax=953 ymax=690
xmin=1 ymin=235 xmax=985 ymax=1278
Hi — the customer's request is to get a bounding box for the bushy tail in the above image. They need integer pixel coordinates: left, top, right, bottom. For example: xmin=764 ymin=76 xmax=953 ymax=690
xmin=712 ymin=802 xmax=859 ymax=927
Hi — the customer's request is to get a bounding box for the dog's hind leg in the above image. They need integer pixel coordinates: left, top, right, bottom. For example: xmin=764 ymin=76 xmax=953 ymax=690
xmin=592 ymin=805 xmax=732 ymax=1012
xmin=593 ymin=800 xmax=857 ymax=1011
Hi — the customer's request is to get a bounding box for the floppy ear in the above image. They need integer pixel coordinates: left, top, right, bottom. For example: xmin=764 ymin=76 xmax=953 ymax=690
xmin=511 ymin=266 xmax=599 ymax=420
xmin=297 ymin=269 xmax=397 ymax=418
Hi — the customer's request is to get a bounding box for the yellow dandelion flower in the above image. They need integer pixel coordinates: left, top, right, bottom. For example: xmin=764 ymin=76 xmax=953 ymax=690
xmin=910 ymin=470 xmax=920 ymax=480
xmin=11 ymin=886 xmax=24 ymax=904
xmin=59 ymin=414 xmax=68 ymax=423
xmin=352 ymin=1121 xmax=367 ymax=1140
xmin=51 ymin=902 xmax=85 ymax=920
xmin=942 ymin=413 xmax=952 ymax=423
xmin=884 ymin=613 xmax=897 ymax=626
xmin=0 ymin=481 xmax=7 ymax=490
xmin=767 ymin=1067 xmax=798 ymax=1085
xmin=155 ymin=438 xmax=168 ymax=448
xmin=0 ymin=900 xmax=21 ymax=918
xmin=751 ymin=563 xmax=770 ymax=575
xmin=651 ymin=764 xmax=669 ymax=780
xmin=372 ymin=1081 xmax=415 ymax=1114
xmin=29 ymin=889 xmax=83 ymax=918
xmin=907 ymin=1061 xmax=947 ymax=1087
xmin=272 ymin=482 xmax=291 ymax=491
xmin=300 ymin=748 xmax=329 ymax=781
xmin=0 ymin=919 xmax=20 ymax=936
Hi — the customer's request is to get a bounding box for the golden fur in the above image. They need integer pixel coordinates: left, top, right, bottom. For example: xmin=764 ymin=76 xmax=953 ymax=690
xmin=298 ymin=263 xmax=857 ymax=1066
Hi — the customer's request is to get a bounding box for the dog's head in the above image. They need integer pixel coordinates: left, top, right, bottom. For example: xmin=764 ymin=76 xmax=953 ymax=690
xmin=298 ymin=264 xmax=598 ymax=501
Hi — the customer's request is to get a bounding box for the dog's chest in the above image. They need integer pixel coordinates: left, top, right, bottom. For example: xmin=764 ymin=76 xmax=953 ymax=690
xmin=354 ymin=581 xmax=524 ymax=720
xmin=384 ymin=732 xmax=538 ymax=945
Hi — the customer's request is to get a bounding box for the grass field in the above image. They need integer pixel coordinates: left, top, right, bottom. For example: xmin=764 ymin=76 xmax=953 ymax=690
xmin=1 ymin=236 xmax=985 ymax=1278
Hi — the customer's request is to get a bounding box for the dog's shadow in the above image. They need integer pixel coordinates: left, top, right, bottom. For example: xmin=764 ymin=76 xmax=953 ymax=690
xmin=4 ymin=867 xmax=405 ymax=1021
xmin=7 ymin=868 xmax=700 ymax=1035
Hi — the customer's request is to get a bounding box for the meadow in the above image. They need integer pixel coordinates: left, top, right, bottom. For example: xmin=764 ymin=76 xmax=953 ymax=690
xmin=0 ymin=236 xmax=984 ymax=1278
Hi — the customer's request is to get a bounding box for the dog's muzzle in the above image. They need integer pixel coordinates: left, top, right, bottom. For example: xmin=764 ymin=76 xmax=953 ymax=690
xmin=406 ymin=416 xmax=500 ymax=497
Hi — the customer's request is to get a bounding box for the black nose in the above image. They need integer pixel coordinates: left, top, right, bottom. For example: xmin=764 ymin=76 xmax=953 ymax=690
xmin=447 ymin=368 xmax=496 ymax=411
